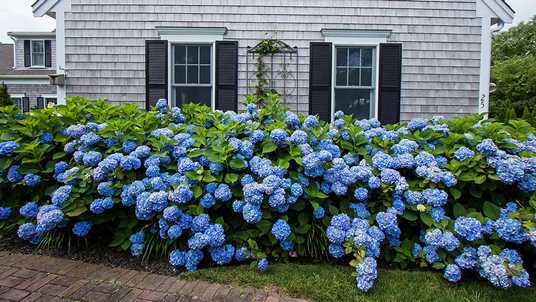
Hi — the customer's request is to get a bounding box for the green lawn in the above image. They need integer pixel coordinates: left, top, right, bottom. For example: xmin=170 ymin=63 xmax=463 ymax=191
xmin=183 ymin=263 xmax=536 ymax=302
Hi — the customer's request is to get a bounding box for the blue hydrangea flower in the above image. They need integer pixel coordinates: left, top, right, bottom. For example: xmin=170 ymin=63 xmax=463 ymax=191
xmin=257 ymin=258 xmax=268 ymax=272
xmin=271 ymin=219 xmax=291 ymax=241
xmin=234 ymin=247 xmax=250 ymax=262
xmin=454 ymin=217 xmax=482 ymax=241
xmin=454 ymin=147 xmax=475 ymax=161
xmin=444 ymin=264 xmax=462 ymax=282
xmin=270 ymin=129 xmax=288 ymax=146
xmin=169 ymin=249 xmax=186 ymax=267
xmin=313 ymin=207 xmax=325 ymax=220
xmin=72 ymin=221 xmax=92 ymax=237
xmin=169 ymin=185 xmax=193 ymax=204
xmin=0 ymin=141 xmax=19 ymax=157
xmin=0 ymin=207 xmax=12 ymax=220
xmin=214 ymin=184 xmax=232 ymax=202
xmin=328 ymin=244 xmax=345 ymax=258
xmin=19 ymin=202 xmax=38 ymax=218
xmin=209 ymin=244 xmax=235 ymax=265
xmin=97 ymin=181 xmax=115 ymax=197
xmin=355 ymin=257 xmax=378 ymax=292
xmin=354 ymin=187 xmax=368 ymax=201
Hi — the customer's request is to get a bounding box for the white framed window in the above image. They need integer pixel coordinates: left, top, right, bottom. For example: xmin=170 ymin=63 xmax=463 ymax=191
xmin=31 ymin=40 xmax=45 ymax=68
xmin=334 ymin=46 xmax=376 ymax=120
xmin=41 ymin=94 xmax=57 ymax=108
xmin=10 ymin=94 xmax=25 ymax=113
xmin=158 ymin=27 xmax=226 ymax=110
xmin=322 ymin=29 xmax=390 ymax=121
xmin=171 ymin=44 xmax=213 ymax=108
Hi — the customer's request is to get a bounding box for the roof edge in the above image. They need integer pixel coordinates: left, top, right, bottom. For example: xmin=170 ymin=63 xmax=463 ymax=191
xmin=8 ymin=32 xmax=56 ymax=39
xmin=32 ymin=0 xmax=60 ymax=17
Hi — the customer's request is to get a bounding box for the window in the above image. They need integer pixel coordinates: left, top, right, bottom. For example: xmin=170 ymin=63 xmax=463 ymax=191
xmin=11 ymin=97 xmax=23 ymax=113
xmin=45 ymin=97 xmax=57 ymax=108
xmin=334 ymin=46 xmax=376 ymax=120
xmin=31 ymin=40 xmax=45 ymax=67
xmin=172 ymin=44 xmax=212 ymax=107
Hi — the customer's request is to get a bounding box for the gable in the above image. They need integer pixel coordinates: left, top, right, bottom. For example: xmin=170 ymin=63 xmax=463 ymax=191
xmin=478 ymin=0 xmax=515 ymax=23
xmin=32 ymin=0 xmax=61 ymax=17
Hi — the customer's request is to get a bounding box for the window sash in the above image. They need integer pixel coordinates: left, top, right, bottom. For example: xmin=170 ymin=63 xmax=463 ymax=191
xmin=335 ymin=46 xmax=375 ymax=89
xmin=31 ymin=40 xmax=45 ymax=67
xmin=172 ymin=44 xmax=212 ymax=87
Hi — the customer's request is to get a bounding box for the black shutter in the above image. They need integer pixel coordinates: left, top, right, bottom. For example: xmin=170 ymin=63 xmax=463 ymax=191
xmin=45 ymin=40 xmax=52 ymax=68
xmin=378 ymin=43 xmax=402 ymax=125
xmin=22 ymin=97 xmax=30 ymax=113
xmin=215 ymin=41 xmax=238 ymax=112
xmin=36 ymin=97 xmax=45 ymax=109
xmin=309 ymin=42 xmax=332 ymax=122
xmin=24 ymin=40 xmax=31 ymax=67
xmin=145 ymin=40 xmax=168 ymax=110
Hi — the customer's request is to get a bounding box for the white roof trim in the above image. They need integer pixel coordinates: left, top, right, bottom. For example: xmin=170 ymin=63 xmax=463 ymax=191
xmin=156 ymin=27 xmax=228 ymax=37
xmin=478 ymin=0 xmax=515 ymax=23
xmin=321 ymin=29 xmax=391 ymax=39
xmin=8 ymin=32 xmax=56 ymax=39
xmin=32 ymin=0 xmax=61 ymax=17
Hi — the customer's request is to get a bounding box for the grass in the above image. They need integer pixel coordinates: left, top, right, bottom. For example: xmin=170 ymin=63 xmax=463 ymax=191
xmin=183 ymin=263 xmax=536 ymax=302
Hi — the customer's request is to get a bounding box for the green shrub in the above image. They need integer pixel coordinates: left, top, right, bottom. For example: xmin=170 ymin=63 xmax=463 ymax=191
xmin=0 ymin=96 xmax=535 ymax=293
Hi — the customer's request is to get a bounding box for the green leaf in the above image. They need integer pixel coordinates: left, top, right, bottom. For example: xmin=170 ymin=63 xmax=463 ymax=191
xmin=297 ymin=212 xmax=310 ymax=226
xmin=65 ymin=206 xmax=87 ymax=217
xmin=402 ymin=211 xmax=417 ymax=221
xmin=450 ymin=188 xmax=462 ymax=200
xmin=420 ymin=213 xmax=433 ymax=227
xmin=229 ymin=159 xmax=246 ymax=170
xmin=224 ymin=173 xmax=239 ymax=184
xmin=262 ymin=141 xmax=277 ymax=154
xmin=452 ymin=203 xmax=467 ymax=217
xmin=482 ymin=201 xmax=501 ymax=220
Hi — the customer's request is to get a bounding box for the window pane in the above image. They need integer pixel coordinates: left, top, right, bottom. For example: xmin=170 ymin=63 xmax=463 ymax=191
xmin=361 ymin=48 xmax=373 ymax=67
xmin=187 ymin=46 xmax=198 ymax=64
xmin=336 ymin=48 xmax=347 ymax=66
xmin=174 ymin=46 xmax=186 ymax=64
xmin=336 ymin=68 xmax=347 ymax=86
xmin=200 ymin=66 xmax=210 ymax=84
xmin=32 ymin=54 xmax=44 ymax=66
xmin=348 ymin=48 xmax=360 ymax=66
xmin=174 ymin=66 xmax=186 ymax=84
xmin=348 ymin=68 xmax=359 ymax=86
xmin=174 ymin=87 xmax=212 ymax=107
xmin=361 ymin=68 xmax=372 ymax=86
xmin=187 ymin=66 xmax=198 ymax=84
xmin=200 ymin=46 xmax=211 ymax=64
xmin=335 ymin=88 xmax=372 ymax=120
xmin=32 ymin=41 xmax=43 ymax=53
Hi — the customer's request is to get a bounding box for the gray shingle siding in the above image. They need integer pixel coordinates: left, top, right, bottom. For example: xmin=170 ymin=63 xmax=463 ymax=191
xmin=64 ymin=0 xmax=482 ymax=119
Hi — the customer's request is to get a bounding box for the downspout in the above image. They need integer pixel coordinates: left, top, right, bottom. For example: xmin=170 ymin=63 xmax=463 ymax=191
xmin=488 ymin=19 xmax=504 ymax=95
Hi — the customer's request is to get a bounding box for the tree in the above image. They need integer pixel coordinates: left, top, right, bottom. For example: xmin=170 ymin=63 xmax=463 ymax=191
xmin=0 ymin=82 xmax=13 ymax=107
xmin=490 ymin=16 xmax=536 ymax=119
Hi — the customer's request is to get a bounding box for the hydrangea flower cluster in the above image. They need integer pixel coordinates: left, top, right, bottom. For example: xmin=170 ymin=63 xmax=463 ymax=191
xmin=1 ymin=98 xmax=536 ymax=295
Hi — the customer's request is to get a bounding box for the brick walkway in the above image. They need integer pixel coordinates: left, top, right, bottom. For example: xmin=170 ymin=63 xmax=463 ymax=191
xmin=0 ymin=252 xmax=307 ymax=302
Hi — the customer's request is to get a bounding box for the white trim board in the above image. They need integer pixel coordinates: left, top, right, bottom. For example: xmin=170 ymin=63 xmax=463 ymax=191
xmin=324 ymin=30 xmax=388 ymax=121
xmin=161 ymin=29 xmax=225 ymax=110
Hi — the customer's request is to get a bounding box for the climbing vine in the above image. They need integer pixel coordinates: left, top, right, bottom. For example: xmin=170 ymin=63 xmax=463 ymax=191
xmin=254 ymin=39 xmax=282 ymax=97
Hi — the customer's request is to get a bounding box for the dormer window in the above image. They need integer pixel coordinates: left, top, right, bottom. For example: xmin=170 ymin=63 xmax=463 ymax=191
xmin=31 ymin=40 xmax=45 ymax=68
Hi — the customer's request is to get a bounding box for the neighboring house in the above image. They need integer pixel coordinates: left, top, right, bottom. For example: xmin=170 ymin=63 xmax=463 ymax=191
xmin=0 ymin=32 xmax=58 ymax=112
xmin=32 ymin=0 xmax=514 ymax=123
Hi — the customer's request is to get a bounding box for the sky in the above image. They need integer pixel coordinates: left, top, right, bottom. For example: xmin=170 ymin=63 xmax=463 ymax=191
xmin=0 ymin=0 xmax=535 ymax=43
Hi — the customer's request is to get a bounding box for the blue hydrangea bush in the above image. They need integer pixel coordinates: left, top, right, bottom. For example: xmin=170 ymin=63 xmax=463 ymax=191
xmin=1 ymin=95 xmax=536 ymax=293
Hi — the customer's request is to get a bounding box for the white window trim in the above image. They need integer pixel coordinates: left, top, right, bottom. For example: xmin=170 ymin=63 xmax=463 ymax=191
xmin=30 ymin=40 xmax=46 ymax=69
xmin=323 ymin=30 xmax=390 ymax=121
xmin=157 ymin=27 xmax=226 ymax=110
xmin=10 ymin=94 xmax=25 ymax=99
xmin=41 ymin=94 xmax=57 ymax=99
